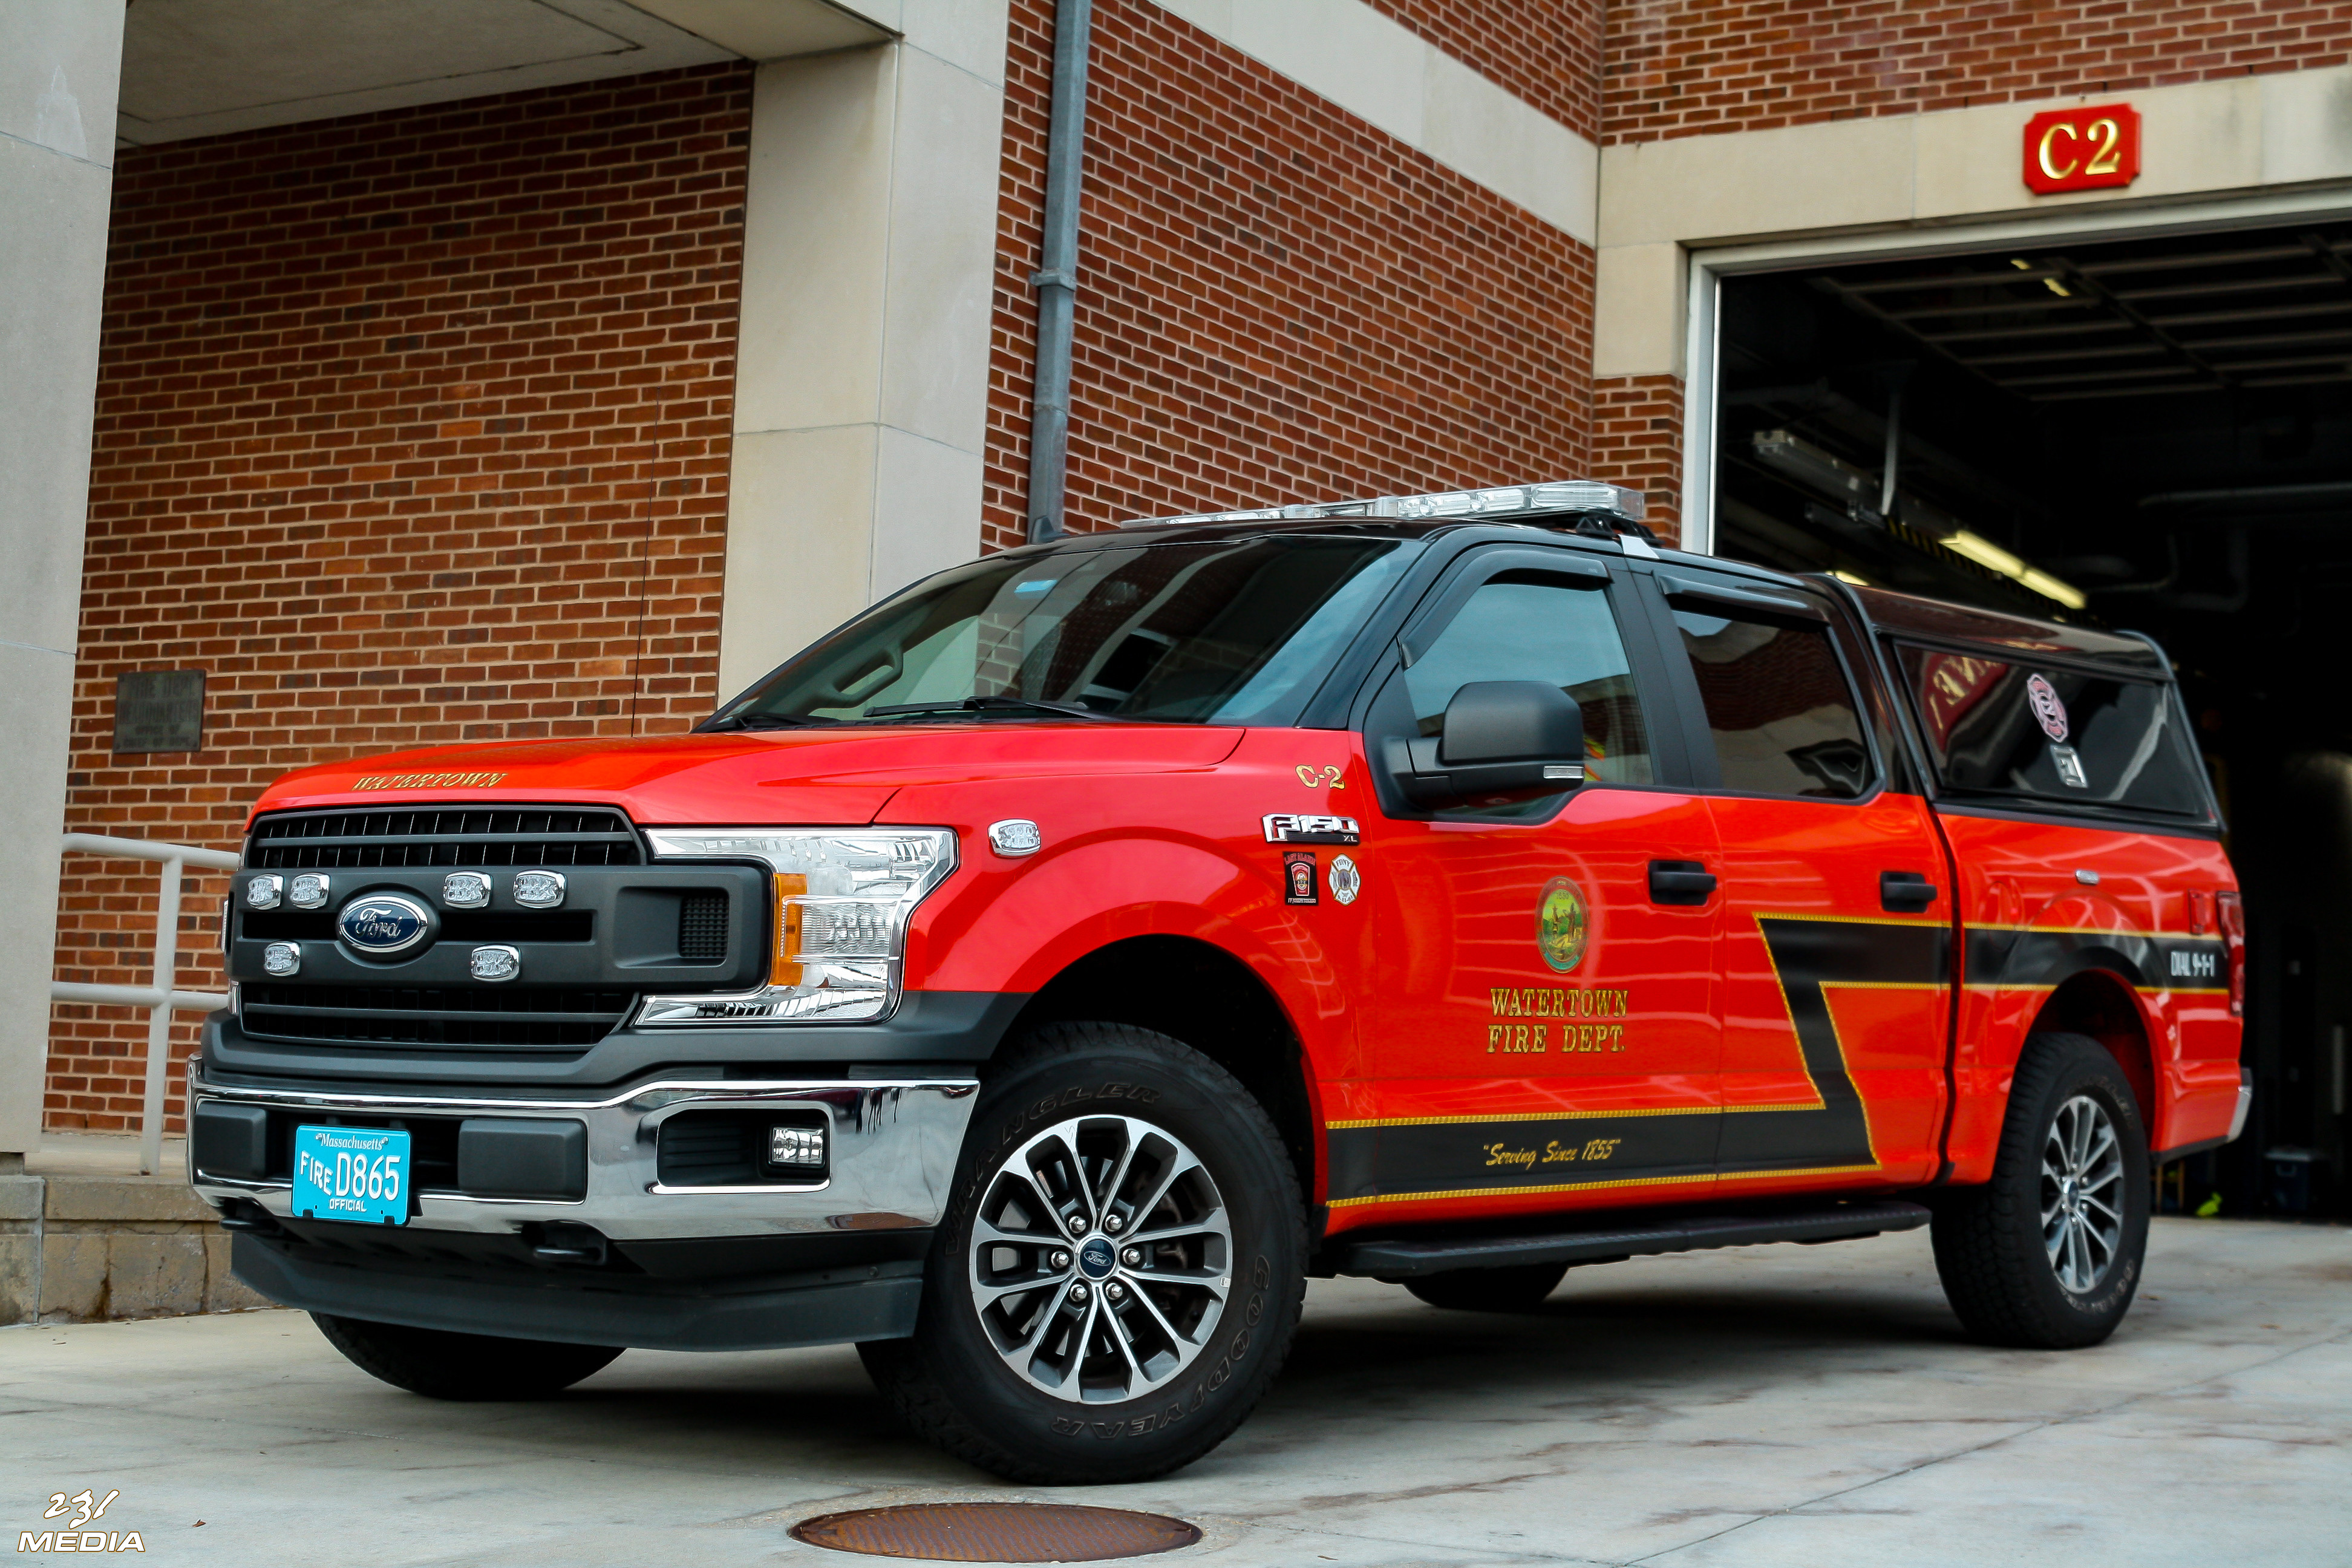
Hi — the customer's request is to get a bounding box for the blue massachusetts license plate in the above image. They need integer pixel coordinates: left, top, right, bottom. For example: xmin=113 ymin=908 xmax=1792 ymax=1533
xmin=292 ymin=1125 xmax=411 ymax=1226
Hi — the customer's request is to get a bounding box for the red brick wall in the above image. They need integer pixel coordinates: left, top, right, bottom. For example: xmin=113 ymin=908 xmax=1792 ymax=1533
xmin=1364 ymin=0 xmax=1604 ymax=139
xmin=985 ymin=0 xmax=1599 ymax=552
xmin=48 ymin=64 xmax=751 ymax=1134
xmin=1606 ymin=0 xmax=2352 ymax=144
xmin=1589 ymin=374 xmax=1684 ymax=542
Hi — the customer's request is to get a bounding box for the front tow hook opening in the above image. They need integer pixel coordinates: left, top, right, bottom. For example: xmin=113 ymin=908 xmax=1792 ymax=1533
xmin=215 ymin=1197 xmax=287 ymax=1237
xmin=524 ymin=1220 xmax=611 ymax=1267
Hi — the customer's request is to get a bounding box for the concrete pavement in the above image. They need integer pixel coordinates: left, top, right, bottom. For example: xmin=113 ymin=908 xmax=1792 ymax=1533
xmin=4 ymin=1215 xmax=2347 ymax=1566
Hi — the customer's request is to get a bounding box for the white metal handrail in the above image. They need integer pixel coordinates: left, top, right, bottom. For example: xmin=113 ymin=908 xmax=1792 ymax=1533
xmin=53 ymin=832 xmax=241 ymax=1174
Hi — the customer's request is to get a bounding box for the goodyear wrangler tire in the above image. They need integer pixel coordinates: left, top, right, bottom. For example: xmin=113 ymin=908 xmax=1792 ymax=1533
xmin=1930 ymin=1031 xmax=2150 ymax=1349
xmin=312 ymin=1314 xmax=622 ymax=1399
xmin=858 ymin=1022 xmax=1307 ymax=1484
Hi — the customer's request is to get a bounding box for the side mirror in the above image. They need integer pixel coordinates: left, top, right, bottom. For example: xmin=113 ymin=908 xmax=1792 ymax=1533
xmin=1386 ymin=681 xmax=1587 ymax=807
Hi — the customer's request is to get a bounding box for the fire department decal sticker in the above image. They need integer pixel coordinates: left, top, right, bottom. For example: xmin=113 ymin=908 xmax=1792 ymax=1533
xmin=2027 ymin=673 xmax=2069 ymax=741
xmin=1283 ymin=851 xmax=1318 ymax=906
xmin=1536 ymin=877 xmax=1589 ymax=973
xmin=1327 ymin=854 xmax=1361 ymax=905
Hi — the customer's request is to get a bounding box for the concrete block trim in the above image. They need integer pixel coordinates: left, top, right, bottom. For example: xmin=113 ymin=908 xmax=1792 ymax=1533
xmin=1601 ymin=62 xmax=2352 ymax=256
xmin=1595 ymin=62 xmax=2352 ymax=381
xmin=1148 ymin=0 xmax=1599 ymax=244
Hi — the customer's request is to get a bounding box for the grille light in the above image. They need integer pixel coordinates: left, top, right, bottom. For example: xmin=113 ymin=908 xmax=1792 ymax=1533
xmin=288 ymin=874 xmax=331 ymax=910
xmin=244 ymin=875 xmax=282 ymax=910
xmin=263 ymin=942 xmax=301 ymax=977
xmin=512 ymin=870 xmax=566 ymax=909
xmin=442 ymin=871 xmax=491 ymax=909
xmin=469 ymin=945 xmax=521 ymax=983
xmin=638 ymin=829 xmax=956 ymax=1025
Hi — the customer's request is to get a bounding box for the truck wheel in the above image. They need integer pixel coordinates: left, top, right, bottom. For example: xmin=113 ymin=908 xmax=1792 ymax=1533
xmin=859 ymin=1022 xmax=1306 ymax=1485
xmin=312 ymin=1313 xmax=622 ymax=1399
xmin=1403 ymin=1262 xmax=1569 ymax=1311
xmin=1930 ymin=1031 xmax=2149 ymax=1349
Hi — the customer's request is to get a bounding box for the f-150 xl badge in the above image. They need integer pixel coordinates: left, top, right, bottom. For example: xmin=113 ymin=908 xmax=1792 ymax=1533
xmin=1263 ymin=813 xmax=1360 ymax=845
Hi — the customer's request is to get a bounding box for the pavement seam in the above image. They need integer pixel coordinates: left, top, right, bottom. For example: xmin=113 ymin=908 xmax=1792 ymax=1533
xmin=1171 ymin=1505 xmax=1619 ymax=1567
xmin=1621 ymin=1323 xmax=2352 ymax=1565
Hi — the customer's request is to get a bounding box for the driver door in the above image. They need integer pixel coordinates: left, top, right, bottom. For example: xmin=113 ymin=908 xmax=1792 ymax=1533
xmin=1327 ymin=547 xmax=1723 ymax=1221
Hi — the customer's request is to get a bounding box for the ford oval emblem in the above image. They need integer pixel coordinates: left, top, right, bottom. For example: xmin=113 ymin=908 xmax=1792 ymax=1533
xmin=336 ymin=893 xmax=433 ymax=956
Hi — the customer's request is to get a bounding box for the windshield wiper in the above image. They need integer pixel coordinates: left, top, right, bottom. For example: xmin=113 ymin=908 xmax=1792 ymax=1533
xmin=699 ymin=711 xmax=832 ymax=731
xmin=866 ymin=694 xmax=1116 ymax=722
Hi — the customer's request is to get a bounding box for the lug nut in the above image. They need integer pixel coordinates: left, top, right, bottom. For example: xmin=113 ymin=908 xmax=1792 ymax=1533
xmin=1121 ymin=1246 xmax=1143 ymax=1268
xmin=1068 ymin=1282 xmax=1091 ymax=1304
xmin=1104 ymin=1281 xmax=1126 ymax=1302
xmin=1067 ymin=1212 xmax=1089 ymax=1236
xmin=1050 ymin=1249 xmax=1073 ymax=1271
xmin=1102 ymin=1213 xmax=1125 ymax=1233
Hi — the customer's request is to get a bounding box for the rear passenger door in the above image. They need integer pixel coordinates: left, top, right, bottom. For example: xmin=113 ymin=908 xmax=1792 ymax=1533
xmin=1641 ymin=567 xmax=1954 ymax=1190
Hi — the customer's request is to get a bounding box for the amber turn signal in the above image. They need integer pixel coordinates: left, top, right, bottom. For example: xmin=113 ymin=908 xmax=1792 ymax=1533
xmin=772 ymin=872 xmax=808 ymax=987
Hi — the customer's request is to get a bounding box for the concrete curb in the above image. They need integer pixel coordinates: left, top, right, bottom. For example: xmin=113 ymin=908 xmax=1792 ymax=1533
xmin=0 ymin=1172 xmax=270 ymax=1325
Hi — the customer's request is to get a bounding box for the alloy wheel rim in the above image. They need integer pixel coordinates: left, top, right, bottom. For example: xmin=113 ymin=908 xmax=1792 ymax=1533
xmin=2040 ymin=1094 xmax=2125 ymax=1295
xmin=967 ymin=1113 xmax=1233 ymax=1403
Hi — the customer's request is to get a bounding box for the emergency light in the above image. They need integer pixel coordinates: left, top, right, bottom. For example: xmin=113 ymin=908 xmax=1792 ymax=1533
xmin=1117 ymin=479 xmax=1646 ymax=531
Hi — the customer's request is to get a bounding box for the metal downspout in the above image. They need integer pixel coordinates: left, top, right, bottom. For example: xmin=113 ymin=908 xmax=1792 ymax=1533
xmin=1025 ymin=0 xmax=1093 ymax=544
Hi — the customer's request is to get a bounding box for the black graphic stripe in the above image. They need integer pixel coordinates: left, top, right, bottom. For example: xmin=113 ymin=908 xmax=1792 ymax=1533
xmin=1326 ymin=1112 xmax=1716 ymax=1206
xmin=1715 ymin=917 xmax=1947 ymax=1177
xmin=1962 ymin=926 xmax=2226 ymax=990
xmin=1330 ymin=916 xmax=1952 ymax=1204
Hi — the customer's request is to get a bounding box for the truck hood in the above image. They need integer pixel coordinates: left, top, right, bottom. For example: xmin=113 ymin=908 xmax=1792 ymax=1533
xmin=248 ymin=724 xmax=1247 ymax=827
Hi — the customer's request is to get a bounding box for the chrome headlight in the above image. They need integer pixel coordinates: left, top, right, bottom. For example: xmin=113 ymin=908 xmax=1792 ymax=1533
xmin=637 ymin=828 xmax=957 ymax=1025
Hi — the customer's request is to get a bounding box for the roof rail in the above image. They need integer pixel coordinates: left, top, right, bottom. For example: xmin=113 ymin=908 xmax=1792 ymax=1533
xmin=1117 ymin=479 xmax=1646 ymax=531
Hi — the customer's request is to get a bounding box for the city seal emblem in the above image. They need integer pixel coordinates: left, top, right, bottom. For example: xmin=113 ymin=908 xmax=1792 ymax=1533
xmin=1536 ymin=877 xmax=1589 ymax=973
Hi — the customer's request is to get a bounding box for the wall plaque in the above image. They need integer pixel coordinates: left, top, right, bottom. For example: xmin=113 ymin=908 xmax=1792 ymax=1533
xmin=114 ymin=670 xmax=205 ymax=754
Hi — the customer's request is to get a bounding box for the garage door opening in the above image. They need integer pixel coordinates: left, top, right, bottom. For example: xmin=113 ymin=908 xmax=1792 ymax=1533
xmin=1711 ymin=220 xmax=2352 ymax=1218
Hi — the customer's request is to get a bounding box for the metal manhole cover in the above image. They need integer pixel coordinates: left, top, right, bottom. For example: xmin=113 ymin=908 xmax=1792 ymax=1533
xmin=791 ymin=1502 xmax=1202 ymax=1562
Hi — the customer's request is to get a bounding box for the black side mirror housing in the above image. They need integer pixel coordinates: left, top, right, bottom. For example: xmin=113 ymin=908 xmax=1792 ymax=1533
xmin=1386 ymin=681 xmax=1587 ymax=807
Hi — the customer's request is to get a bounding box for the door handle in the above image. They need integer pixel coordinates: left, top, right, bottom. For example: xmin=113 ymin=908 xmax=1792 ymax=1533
xmin=1881 ymin=870 xmax=1939 ymax=912
xmin=1648 ymin=860 xmax=1716 ymax=906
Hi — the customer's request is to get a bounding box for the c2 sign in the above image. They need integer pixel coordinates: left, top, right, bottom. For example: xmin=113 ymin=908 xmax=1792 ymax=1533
xmin=2023 ymin=103 xmax=2140 ymax=195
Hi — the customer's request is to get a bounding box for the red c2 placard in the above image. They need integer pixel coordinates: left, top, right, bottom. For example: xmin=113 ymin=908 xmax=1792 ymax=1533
xmin=2022 ymin=104 xmax=2140 ymax=194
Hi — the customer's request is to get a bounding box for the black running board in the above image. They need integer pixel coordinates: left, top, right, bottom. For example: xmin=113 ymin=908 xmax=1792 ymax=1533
xmin=1330 ymin=1199 xmax=1932 ymax=1279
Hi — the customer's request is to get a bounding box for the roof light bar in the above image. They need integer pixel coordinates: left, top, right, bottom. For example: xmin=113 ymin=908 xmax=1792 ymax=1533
xmin=1117 ymin=479 xmax=1646 ymax=531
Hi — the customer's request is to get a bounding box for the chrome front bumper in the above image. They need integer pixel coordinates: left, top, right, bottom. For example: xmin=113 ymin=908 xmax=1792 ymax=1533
xmin=188 ymin=1071 xmax=981 ymax=1241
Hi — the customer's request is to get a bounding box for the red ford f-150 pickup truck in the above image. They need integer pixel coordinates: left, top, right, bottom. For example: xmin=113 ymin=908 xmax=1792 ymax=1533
xmin=189 ymin=479 xmax=2247 ymax=1483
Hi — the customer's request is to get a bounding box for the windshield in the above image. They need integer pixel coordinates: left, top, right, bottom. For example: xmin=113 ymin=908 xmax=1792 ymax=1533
xmin=711 ymin=536 xmax=1410 ymax=728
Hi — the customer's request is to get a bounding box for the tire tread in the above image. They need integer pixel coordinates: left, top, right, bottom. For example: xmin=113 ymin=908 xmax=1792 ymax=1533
xmin=1931 ymin=1031 xmax=2148 ymax=1349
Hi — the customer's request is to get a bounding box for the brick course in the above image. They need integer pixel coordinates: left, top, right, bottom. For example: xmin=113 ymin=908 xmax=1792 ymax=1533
xmin=1606 ymin=0 xmax=2352 ymax=144
xmin=49 ymin=64 xmax=751 ymax=1134
xmin=1589 ymin=374 xmax=1685 ymax=540
xmin=986 ymin=0 xmax=1601 ymax=552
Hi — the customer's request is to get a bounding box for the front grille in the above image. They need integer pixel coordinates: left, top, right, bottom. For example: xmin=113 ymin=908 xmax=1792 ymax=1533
xmin=241 ymin=984 xmax=634 ymax=1050
xmin=679 ymin=890 xmax=728 ymax=962
xmin=248 ymin=806 xmax=642 ymax=870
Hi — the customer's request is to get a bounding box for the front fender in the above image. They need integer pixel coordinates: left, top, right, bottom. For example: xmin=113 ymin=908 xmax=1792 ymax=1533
xmin=881 ymin=757 xmax=1359 ymax=1077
